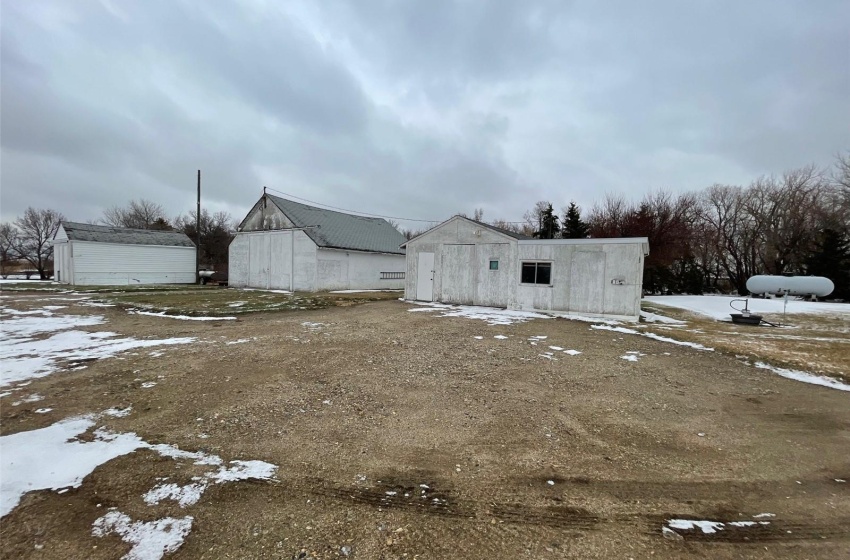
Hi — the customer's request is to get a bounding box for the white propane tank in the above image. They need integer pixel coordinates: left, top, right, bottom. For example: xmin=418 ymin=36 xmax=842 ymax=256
xmin=746 ymin=275 xmax=834 ymax=297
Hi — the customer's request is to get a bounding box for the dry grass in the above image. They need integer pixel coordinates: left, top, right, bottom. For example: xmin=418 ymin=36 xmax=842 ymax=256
xmin=0 ymin=282 xmax=403 ymax=316
xmin=101 ymin=288 xmax=402 ymax=316
xmin=641 ymin=302 xmax=850 ymax=382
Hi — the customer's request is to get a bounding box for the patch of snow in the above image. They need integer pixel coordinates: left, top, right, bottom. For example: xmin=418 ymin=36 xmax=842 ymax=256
xmin=12 ymin=393 xmax=44 ymax=406
xmin=548 ymin=346 xmax=563 ymax=351
xmin=128 ymin=310 xmax=236 ymax=321
xmin=329 ymin=289 xmax=401 ymax=293
xmin=302 ymin=322 xmax=324 ymax=329
xmin=0 ymin=311 xmax=105 ymax=338
xmin=34 ymin=408 xmax=53 ymax=414
xmin=620 ymin=355 xmax=639 ymax=362
xmin=225 ymin=338 xmax=251 ymax=345
xmin=753 ymin=513 xmax=775 ymax=518
xmin=92 ymin=510 xmax=193 ymax=560
xmin=493 ymin=335 xmax=508 ymax=340
xmin=473 ymin=336 xmax=483 ymax=340
xmin=0 ymin=416 xmax=147 ymax=517
xmin=82 ymin=301 xmax=116 ymax=308
xmin=104 ymin=406 xmax=132 ymax=418
xmin=227 ymin=301 xmax=247 ymax=307
xmin=141 ymin=382 xmax=157 ymax=389
xmin=665 ymin=518 xmax=770 ymax=536
xmin=0 ymin=278 xmax=60 ymax=284
xmin=409 ymin=302 xmax=550 ymax=325
xmin=0 ymin=313 xmax=196 ymax=386
xmin=640 ymin=310 xmax=686 ymax=325
xmin=207 ymin=460 xmax=277 ymax=484
xmin=147 ymin=444 xmax=223 ymax=467
xmin=754 ymin=362 xmax=850 ymax=392
xmin=143 ymin=482 xmax=207 ymax=508
xmin=563 ymin=349 xmax=582 ymax=355
xmin=591 ymin=324 xmax=714 ymax=351
xmin=645 ymin=295 xmax=850 ymax=321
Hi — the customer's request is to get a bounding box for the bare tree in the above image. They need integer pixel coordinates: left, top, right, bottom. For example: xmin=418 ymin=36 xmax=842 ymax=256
xmin=472 ymin=208 xmax=484 ymax=222
xmin=746 ymin=166 xmax=827 ymax=275
xmin=0 ymin=223 xmax=20 ymax=278
xmin=586 ymin=194 xmax=632 ymax=238
xmin=174 ymin=209 xmax=235 ymax=270
xmin=103 ymin=199 xmax=169 ymax=229
xmin=523 ymin=201 xmax=553 ymax=236
xmin=13 ymin=207 xmax=64 ymax=279
xmin=490 ymin=219 xmax=525 ymax=234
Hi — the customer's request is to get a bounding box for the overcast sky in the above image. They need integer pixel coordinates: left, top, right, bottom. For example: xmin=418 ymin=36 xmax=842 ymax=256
xmin=2 ymin=0 xmax=848 ymax=229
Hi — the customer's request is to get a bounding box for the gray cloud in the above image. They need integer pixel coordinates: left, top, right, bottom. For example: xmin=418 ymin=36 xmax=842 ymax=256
xmin=2 ymin=0 xmax=848 ymax=230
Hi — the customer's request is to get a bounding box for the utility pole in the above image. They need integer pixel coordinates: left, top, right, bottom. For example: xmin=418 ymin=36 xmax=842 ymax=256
xmin=196 ymin=170 xmax=201 ymax=284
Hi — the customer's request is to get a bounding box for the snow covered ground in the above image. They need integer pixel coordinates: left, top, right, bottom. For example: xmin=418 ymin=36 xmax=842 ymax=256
xmin=409 ymin=302 xmax=551 ymax=325
xmin=0 ymin=307 xmax=195 ymax=386
xmin=1 ymin=409 xmax=278 ymax=559
xmin=645 ymin=295 xmax=849 ymax=321
xmin=329 ymin=289 xmax=403 ymax=294
xmin=128 ymin=309 xmax=236 ymax=321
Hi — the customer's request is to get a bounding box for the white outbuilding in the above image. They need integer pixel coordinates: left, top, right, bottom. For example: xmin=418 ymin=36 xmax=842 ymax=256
xmin=402 ymin=216 xmax=649 ymax=321
xmin=52 ymin=222 xmax=196 ymax=286
xmin=228 ymin=194 xmax=406 ymax=291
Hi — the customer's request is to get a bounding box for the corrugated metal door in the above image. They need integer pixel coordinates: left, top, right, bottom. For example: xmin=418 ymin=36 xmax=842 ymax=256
xmin=568 ymin=251 xmax=605 ymax=313
xmin=441 ymin=244 xmax=475 ymax=304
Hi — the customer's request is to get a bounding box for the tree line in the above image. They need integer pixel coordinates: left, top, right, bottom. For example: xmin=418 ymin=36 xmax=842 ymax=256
xmin=4 ymin=152 xmax=848 ymax=298
xmin=472 ymin=153 xmax=850 ymax=300
xmin=0 ymin=200 xmax=236 ymax=279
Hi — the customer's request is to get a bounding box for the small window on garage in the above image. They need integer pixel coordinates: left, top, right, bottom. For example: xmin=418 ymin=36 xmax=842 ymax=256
xmin=489 ymin=259 xmax=499 ymax=270
xmin=521 ymin=262 xmax=552 ymax=285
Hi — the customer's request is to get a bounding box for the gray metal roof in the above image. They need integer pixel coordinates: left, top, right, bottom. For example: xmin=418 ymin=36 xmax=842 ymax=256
xmin=58 ymin=222 xmax=195 ymax=247
xmin=265 ymin=195 xmax=406 ymax=254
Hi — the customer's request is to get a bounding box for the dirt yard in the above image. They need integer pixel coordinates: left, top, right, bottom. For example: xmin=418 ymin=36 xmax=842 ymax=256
xmin=1 ymin=289 xmax=848 ymax=559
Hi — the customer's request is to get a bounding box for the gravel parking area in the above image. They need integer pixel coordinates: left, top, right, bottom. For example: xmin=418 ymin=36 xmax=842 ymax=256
xmin=1 ymin=293 xmax=848 ymax=559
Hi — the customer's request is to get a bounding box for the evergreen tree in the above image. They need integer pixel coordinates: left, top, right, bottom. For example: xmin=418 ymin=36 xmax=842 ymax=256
xmin=563 ymin=201 xmax=589 ymax=239
xmin=806 ymin=228 xmax=850 ymax=300
xmin=534 ymin=204 xmax=561 ymax=239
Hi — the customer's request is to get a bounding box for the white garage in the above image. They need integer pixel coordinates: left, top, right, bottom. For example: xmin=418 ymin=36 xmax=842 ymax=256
xmin=228 ymin=194 xmax=406 ymax=291
xmin=403 ymin=216 xmax=649 ymax=321
xmin=52 ymin=222 xmax=196 ymax=286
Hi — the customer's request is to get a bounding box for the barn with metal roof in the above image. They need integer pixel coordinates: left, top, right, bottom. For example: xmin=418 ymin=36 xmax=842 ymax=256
xmin=228 ymin=194 xmax=406 ymax=291
xmin=52 ymin=222 xmax=196 ymax=285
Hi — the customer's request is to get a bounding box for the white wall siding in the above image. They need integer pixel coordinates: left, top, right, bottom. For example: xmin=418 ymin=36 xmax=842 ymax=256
xmin=228 ymin=235 xmax=250 ymax=287
xmin=515 ymin=242 xmax=644 ymax=320
xmin=316 ymin=250 xmax=405 ymax=291
xmin=405 ymin=217 xmax=646 ymax=320
xmin=228 ymin=230 xmax=317 ymax=291
xmin=229 ymin=230 xmax=404 ymax=292
xmin=54 ymin=242 xmax=73 ymax=284
xmin=239 ymin=198 xmax=294 ymax=231
xmin=404 ymin=217 xmax=514 ymax=301
xmin=69 ymin=241 xmax=195 ymax=285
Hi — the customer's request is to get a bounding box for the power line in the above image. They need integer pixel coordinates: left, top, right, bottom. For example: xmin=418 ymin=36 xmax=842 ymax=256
xmin=263 ymin=186 xmax=527 ymax=224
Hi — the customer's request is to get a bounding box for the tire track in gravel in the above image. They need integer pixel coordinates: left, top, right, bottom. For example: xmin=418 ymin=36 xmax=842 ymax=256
xmin=250 ymin=476 xmax=850 ymax=543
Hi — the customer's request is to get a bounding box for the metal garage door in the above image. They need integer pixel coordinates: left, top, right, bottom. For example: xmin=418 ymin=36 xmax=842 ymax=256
xmin=568 ymin=251 xmax=606 ymax=314
xmin=441 ymin=244 xmax=475 ymax=304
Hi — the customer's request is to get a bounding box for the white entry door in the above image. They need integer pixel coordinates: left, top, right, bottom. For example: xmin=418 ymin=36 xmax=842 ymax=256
xmin=416 ymin=252 xmax=434 ymax=301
